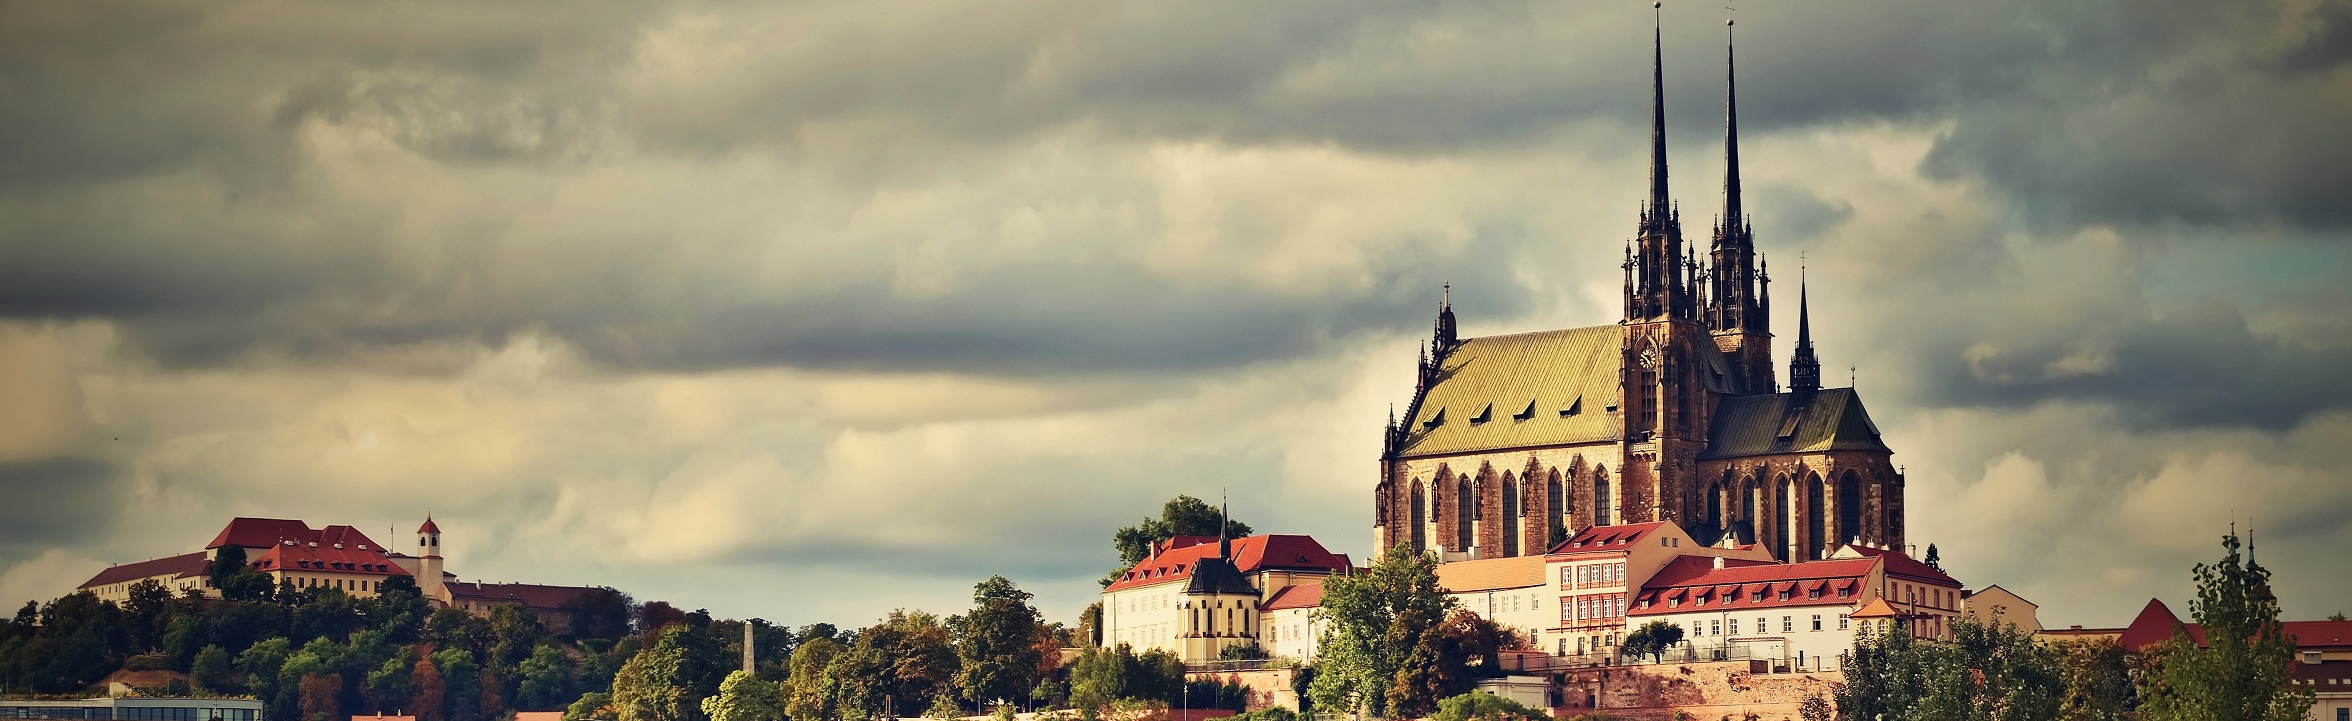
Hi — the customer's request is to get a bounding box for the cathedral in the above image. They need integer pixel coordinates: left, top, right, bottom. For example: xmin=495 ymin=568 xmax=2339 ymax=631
xmin=1374 ymin=17 xmax=1904 ymax=564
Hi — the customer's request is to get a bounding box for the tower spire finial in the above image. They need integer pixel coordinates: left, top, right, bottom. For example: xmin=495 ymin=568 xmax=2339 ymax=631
xmin=1647 ymin=1 xmax=1669 ymax=222
xmin=1721 ymin=17 xmax=1742 ymax=238
xmin=1217 ymin=490 xmax=1232 ymax=559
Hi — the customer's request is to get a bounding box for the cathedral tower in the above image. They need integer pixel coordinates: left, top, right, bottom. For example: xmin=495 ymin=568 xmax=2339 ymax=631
xmin=1707 ymin=19 xmax=1775 ymax=391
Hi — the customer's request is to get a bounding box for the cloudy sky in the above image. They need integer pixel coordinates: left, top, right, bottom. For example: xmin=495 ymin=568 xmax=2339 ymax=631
xmin=4 ymin=0 xmax=2351 ymax=631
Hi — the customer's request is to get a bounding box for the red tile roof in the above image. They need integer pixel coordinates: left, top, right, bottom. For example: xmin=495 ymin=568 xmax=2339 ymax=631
xmin=444 ymin=581 xmax=595 ymax=611
xmin=2117 ymin=598 xmax=2352 ymax=652
xmin=1844 ymin=545 xmax=1962 ymax=586
xmin=207 ymin=518 xmax=320 ymax=550
xmin=1629 ymin=556 xmax=1876 ymax=616
xmin=1545 ymin=522 xmax=1669 ymax=556
xmin=2117 ymin=598 xmax=2199 ymax=652
xmin=419 ymin=517 xmax=441 ymax=534
xmin=78 ymin=551 xmax=210 ymax=589
xmin=1103 ymin=535 xmax=1350 ymax=593
xmin=204 ymin=518 xmax=388 ymax=554
xmin=1263 ymin=581 xmax=1325 ymax=611
xmin=248 ymin=539 xmax=409 ymax=577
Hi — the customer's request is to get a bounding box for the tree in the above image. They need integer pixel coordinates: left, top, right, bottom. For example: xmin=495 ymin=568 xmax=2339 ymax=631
xmin=954 ymin=576 xmax=1045 ymax=708
xmin=1105 ymin=496 xmax=1254 ymax=585
xmin=1306 ymin=544 xmax=1451 ymax=718
xmin=1836 ymin=612 xmax=2063 ymax=719
xmin=562 ymin=588 xmax=636 ymax=643
xmin=2139 ymin=530 xmax=2314 ymax=721
xmin=782 ymin=636 xmax=842 ymax=721
xmin=565 ymin=692 xmax=614 ymax=721
xmin=1797 ymin=692 xmax=1832 ymax=721
xmin=299 ymin=673 xmax=343 ymax=721
xmin=2053 ymin=637 xmax=2135 ymax=720
xmin=1428 ymin=691 xmax=1545 ymax=721
xmin=1925 ymin=544 xmax=1945 ymax=573
xmin=518 ymin=643 xmax=579 ymax=710
xmin=366 ymin=655 xmax=415 ymax=715
xmin=191 ymin=644 xmax=235 ymax=693
xmin=611 ymin=625 xmax=730 ymax=721
xmin=433 ymin=648 xmax=484 ymax=721
xmin=412 ymin=656 xmax=449 ymax=721
xmin=489 ymin=603 xmax=548 ymax=671
xmin=1620 ymin=620 xmax=1684 ymax=664
xmin=701 ymin=671 xmax=786 ymax=721
xmin=211 ymin=547 xmax=249 ymax=589
xmin=830 ymin=611 xmax=960 ymax=719
xmin=238 ymin=637 xmax=294 ymax=708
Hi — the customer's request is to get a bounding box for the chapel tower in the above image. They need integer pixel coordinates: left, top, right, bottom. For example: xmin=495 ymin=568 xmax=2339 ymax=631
xmin=417 ymin=515 xmax=445 ymax=602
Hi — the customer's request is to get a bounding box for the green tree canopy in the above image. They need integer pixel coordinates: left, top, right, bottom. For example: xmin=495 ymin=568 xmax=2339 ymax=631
xmin=699 ymin=670 xmax=785 ymax=721
xmin=2140 ymin=531 xmax=2314 ymax=721
xmin=1837 ymin=612 xmax=2063 ymax=720
xmin=781 ymin=636 xmax=841 ymax=721
xmin=1620 ymin=620 xmax=1684 ymax=664
xmin=1105 ymin=496 xmax=1253 ymax=585
xmin=1428 ymin=691 xmax=1546 ymax=721
xmin=952 ymin=576 xmax=1045 ymax=708
xmin=1305 ymin=544 xmax=1451 ymax=718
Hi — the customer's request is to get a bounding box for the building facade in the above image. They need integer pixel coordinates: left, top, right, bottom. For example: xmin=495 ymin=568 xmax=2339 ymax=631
xmin=1099 ymin=531 xmax=1351 ymax=663
xmin=1544 ymin=521 xmax=1774 ymax=659
xmin=1374 ymin=13 xmax=1904 ymax=565
xmin=1625 ymin=544 xmax=1963 ymax=672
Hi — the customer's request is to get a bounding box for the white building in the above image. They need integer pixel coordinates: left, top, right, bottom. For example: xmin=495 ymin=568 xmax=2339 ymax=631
xmin=1260 ymin=581 xmax=1324 ymax=661
xmin=1099 ymin=533 xmax=1351 ymax=662
xmin=1625 ymin=545 xmax=1963 ymax=672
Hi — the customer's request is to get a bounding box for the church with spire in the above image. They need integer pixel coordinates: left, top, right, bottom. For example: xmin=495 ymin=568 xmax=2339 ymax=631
xmin=1375 ymin=12 xmax=1903 ymax=564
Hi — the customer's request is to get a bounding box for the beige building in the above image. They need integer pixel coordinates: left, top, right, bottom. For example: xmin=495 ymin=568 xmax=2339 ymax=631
xmin=1960 ymin=584 xmax=2040 ymax=633
xmin=1435 ymin=555 xmax=1550 ymax=649
xmin=1099 ymin=532 xmax=1351 ymax=662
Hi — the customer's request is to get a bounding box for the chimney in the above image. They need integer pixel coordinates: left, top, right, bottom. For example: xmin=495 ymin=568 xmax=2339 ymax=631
xmin=1712 ymin=556 xmax=1725 ymax=570
xmin=1907 ymin=544 xmax=1917 ymax=557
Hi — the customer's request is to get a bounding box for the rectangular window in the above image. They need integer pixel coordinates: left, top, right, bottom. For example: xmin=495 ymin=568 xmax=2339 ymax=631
xmin=1561 ymin=599 xmax=1574 ymax=624
xmin=1710 ymin=620 xmax=1721 ymax=636
xmin=1812 ymin=615 xmax=1823 ymax=631
xmin=1783 ymin=616 xmax=1793 ymax=633
xmin=1839 ymin=614 xmax=1850 ymax=630
xmin=1578 ymin=598 xmax=1589 ymax=622
xmin=1729 ymin=619 xmax=1739 ymax=635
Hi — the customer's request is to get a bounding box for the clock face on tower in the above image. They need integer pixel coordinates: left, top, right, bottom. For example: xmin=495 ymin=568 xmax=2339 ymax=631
xmin=1639 ymin=344 xmax=1660 ymax=370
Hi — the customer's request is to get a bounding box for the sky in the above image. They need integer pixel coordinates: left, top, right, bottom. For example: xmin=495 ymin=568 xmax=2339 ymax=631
xmin=3 ymin=0 xmax=2351 ymax=632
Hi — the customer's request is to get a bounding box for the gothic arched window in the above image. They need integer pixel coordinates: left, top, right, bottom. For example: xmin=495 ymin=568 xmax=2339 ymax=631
xmin=1410 ymin=480 xmax=1427 ymax=554
xmin=1593 ymin=467 xmax=1612 ymax=526
xmin=1456 ymin=478 xmax=1474 ymax=551
xmin=1502 ymin=473 xmax=1521 ymax=557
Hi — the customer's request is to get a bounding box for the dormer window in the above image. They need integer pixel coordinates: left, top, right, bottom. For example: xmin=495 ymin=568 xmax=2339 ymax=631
xmin=1470 ymin=404 xmax=1493 ymax=425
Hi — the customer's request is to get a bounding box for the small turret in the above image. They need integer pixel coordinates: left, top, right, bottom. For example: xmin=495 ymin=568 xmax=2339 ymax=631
xmin=1789 ymin=270 xmax=1821 ymax=393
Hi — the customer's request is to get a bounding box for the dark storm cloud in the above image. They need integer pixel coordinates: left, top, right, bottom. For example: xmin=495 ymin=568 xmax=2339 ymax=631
xmin=1915 ymin=298 xmax=2352 ymax=432
xmin=0 ymin=458 xmax=119 ymax=546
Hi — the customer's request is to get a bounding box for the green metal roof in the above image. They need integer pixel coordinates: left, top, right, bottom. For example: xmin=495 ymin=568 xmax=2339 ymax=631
xmin=1698 ymin=388 xmax=1890 ymax=460
xmin=1398 ymin=326 xmax=1624 ymax=458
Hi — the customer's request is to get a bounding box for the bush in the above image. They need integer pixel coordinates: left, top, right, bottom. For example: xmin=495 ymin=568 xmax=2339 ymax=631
xmin=1430 ymin=691 xmax=1546 ymax=721
xmin=1227 ymin=709 xmax=1298 ymax=721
